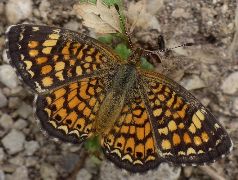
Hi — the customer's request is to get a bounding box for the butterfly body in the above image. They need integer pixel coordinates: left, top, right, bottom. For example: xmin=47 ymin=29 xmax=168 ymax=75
xmin=6 ymin=24 xmax=232 ymax=172
xmin=95 ymin=63 xmax=137 ymax=135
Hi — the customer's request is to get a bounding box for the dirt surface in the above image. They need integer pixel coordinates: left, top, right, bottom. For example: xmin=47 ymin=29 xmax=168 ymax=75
xmin=0 ymin=0 xmax=237 ymax=180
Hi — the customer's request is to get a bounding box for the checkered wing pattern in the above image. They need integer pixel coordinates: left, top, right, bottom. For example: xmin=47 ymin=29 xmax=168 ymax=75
xmin=138 ymin=70 xmax=233 ymax=165
xmin=6 ymin=23 xmax=232 ymax=172
xmin=35 ymin=76 xmax=107 ymax=143
xmin=101 ymin=91 xmax=161 ymax=172
xmin=6 ymin=24 xmax=121 ymax=93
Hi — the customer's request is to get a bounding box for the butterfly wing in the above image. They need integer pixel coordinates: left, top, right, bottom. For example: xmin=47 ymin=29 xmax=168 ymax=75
xmin=6 ymin=24 xmax=122 ymax=93
xmin=35 ymin=76 xmax=109 ymax=143
xmin=6 ymin=24 xmax=122 ymax=143
xmin=101 ymin=68 xmax=232 ymax=172
xmin=138 ymin=69 xmax=233 ymax=165
xmin=101 ymin=87 xmax=161 ymax=172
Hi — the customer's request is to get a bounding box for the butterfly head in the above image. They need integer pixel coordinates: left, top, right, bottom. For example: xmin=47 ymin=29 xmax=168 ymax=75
xmin=127 ymin=47 xmax=144 ymax=66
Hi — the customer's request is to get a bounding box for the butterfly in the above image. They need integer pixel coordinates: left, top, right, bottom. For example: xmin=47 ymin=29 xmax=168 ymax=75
xmin=6 ymin=24 xmax=232 ymax=172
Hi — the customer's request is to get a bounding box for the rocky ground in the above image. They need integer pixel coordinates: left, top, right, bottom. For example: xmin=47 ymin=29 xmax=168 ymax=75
xmin=0 ymin=0 xmax=237 ymax=180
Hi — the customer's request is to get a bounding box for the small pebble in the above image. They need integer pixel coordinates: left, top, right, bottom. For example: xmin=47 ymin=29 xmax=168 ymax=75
xmin=25 ymin=157 xmax=38 ymax=167
xmin=0 ymin=2 xmax=4 ymax=15
xmin=2 ymin=163 xmax=17 ymax=173
xmin=40 ymin=163 xmax=57 ymax=180
xmin=60 ymin=153 xmax=80 ymax=173
xmin=15 ymin=102 xmax=32 ymax=119
xmin=76 ymin=169 xmax=92 ymax=180
xmin=64 ymin=20 xmax=80 ymax=31
xmin=8 ymin=97 xmax=21 ymax=109
xmin=221 ymin=72 xmax=238 ymax=94
xmin=9 ymin=155 xmax=24 ymax=166
xmin=24 ymin=141 xmax=40 ymax=156
xmin=13 ymin=119 xmax=28 ymax=130
xmin=2 ymin=50 xmax=9 ymax=64
xmin=0 ymin=90 xmax=7 ymax=108
xmin=11 ymin=166 xmax=29 ymax=180
xmin=232 ymin=97 xmax=238 ymax=115
xmin=183 ymin=167 xmax=193 ymax=178
xmin=5 ymin=0 xmax=33 ymax=24
xmin=0 ymin=65 xmax=19 ymax=89
xmin=39 ymin=0 xmax=50 ymax=21
xmin=1 ymin=129 xmax=26 ymax=155
xmin=200 ymin=98 xmax=211 ymax=107
xmin=180 ymin=75 xmax=206 ymax=90
xmin=172 ymin=8 xmax=190 ymax=18
xmin=0 ymin=114 xmax=14 ymax=130
xmin=0 ymin=147 xmax=5 ymax=162
xmin=0 ymin=170 xmax=5 ymax=180
xmin=100 ymin=161 xmax=181 ymax=180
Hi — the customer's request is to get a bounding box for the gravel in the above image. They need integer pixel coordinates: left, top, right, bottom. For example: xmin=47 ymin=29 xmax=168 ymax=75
xmin=76 ymin=169 xmax=92 ymax=180
xmin=0 ymin=114 xmax=14 ymax=130
xmin=0 ymin=170 xmax=5 ymax=180
xmin=40 ymin=163 xmax=57 ymax=180
xmin=14 ymin=102 xmax=32 ymax=119
xmin=10 ymin=166 xmax=29 ymax=180
xmin=13 ymin=118 xmax=28 ymax=130
xmin=9 ymin=155 xmax=24 ymax=166
xmin=0 ymin=65 xmax=19 ymax=89
xmin=8 ymin=97 xmax=21 ymax=109
xmin=221 ymin=71 xmax=238 ymax=94
xmin=60 ymin=153 xmax=80 ymax=173
xmin=5 ymin=0 xmax=33 ymax=24
xmin=1 ymin=129 xmax=26 ymax=155
xmin=232 ymin=97 xmax=238 ymax=116
xmin=0 ymin=2 xmax=4 ymax=15
xmin=99 ymin=161 xmax=181 ymax=180
xmin=2 ymin=50 xmax=9 ymax=64
xmin=0 ymin=147 xmax=5 ymax=162
xmin=24 ymin=140 xmax=40 ymax=156
xmin=180 ymin=75 xmax=206 ymax=90
xmin=172 ymin=8 xmax=190 ymax=19
xmin=39 ymin=0 xmax=51 ymax=21
xmin=0 ymin=90 xmax=7 ymax=108
xmin=25 ymin=157 xmax=38 ymax=167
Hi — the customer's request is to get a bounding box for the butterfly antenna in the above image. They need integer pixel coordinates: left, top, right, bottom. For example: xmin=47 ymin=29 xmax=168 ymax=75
xmin=157 ymin=43 xmax=194 ymax=52
xmin=144 ymin=42 xmax=193 ymax=55
xmin=114 ymin=4 xmax=133 ymax=49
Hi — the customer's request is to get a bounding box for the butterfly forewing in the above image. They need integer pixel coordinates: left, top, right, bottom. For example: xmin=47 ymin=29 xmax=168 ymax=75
xmin=138 ymin=70 xmax=233 ymax=165
xmin=6 ymin=24 xmax=122 ymax=93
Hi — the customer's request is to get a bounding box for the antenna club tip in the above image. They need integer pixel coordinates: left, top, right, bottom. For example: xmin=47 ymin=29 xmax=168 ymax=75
xmin=185 ymin=42 xmax=193 ymax=46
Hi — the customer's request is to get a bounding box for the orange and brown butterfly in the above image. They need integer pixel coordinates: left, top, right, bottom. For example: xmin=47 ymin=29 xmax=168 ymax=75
xmin=5 ymin=21 xmax=232 ymax=172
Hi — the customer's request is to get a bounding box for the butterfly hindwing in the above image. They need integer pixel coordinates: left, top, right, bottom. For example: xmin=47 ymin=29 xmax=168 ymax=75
xmin=138 ymin=70 xmax=233 ymax=165
xmin=35 ymin=76 xmax=108 ymax=143
xmin=6 ymin=24 xmax=122 ymax=93
xmin=101 ymin=89 xmax=161 ymax=172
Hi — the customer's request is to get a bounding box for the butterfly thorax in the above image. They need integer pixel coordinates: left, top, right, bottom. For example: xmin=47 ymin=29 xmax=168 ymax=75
xmin=95 ymin=64 xmax=137 ymax=135
xmin=128 ymin=48 xmax=144 ymax=65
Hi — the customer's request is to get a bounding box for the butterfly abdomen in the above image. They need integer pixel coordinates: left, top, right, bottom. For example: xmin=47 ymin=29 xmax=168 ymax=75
xmin=95 ymin=64 xmax=137 ymax=135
